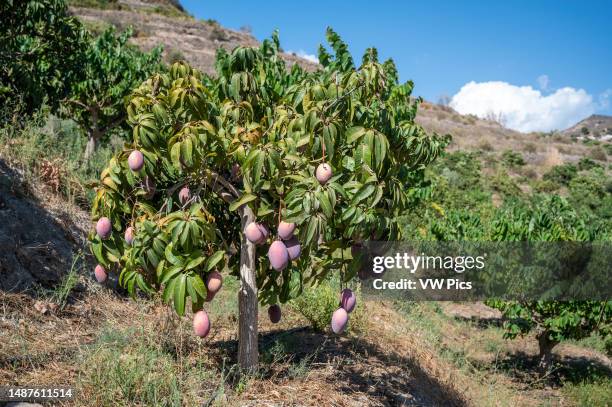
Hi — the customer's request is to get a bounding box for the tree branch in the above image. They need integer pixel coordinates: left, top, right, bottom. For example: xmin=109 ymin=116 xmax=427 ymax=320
xmin=198 ymin=169 xmax=240 ymax=205
xmin=202 ymin=169 xmax=241 ymax=200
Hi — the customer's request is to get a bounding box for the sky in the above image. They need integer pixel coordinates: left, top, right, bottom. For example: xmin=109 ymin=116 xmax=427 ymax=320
xmin=181 ymin=0 xmax=612 ymax=132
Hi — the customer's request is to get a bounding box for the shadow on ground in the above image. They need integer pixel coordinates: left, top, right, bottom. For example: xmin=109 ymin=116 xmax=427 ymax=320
xmin=491 ymin=350 xmax=612 ymax=386
xmin=0 ymin=158 xmax=86 ymax=294
xmin=207 ymin=326 xmax=467 ymax=407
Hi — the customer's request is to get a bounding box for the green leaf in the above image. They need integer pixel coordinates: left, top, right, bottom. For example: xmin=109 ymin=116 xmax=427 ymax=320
xmin=351 ymin=183 xmax=376 ymax=205
xmin=181 ymin=136 xmax=193 ymax=167
xmin=346 ymin=126 xmax=366 ymax=143
xmin=164 ymin=243 xmax=183 ymax=266
xmin=174 ymin=274 xmax=187 ymax=316
xmin=185 ymin=255 xmax=205 ymax=270
xmin=229 ymin=193 xmax=257 ymax=211
xmin=304 ymin=216 xmax=318 ymax=246
xmin=205 ymin=250 xmax=225 ymax=271
xmin=317 ymin=190 xmax=333 ymax=218
xmin=191 ymin=274 xmax=207 ymax=298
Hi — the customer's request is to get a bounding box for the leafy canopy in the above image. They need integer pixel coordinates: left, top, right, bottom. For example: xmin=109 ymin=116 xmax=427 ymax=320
xmin=90 ymin=29 xmax=447 ymax=315
xmin=61 ymin=27 xmax=163 ymax=144
xmin=0 ymin=0 xmax=86 ymax=118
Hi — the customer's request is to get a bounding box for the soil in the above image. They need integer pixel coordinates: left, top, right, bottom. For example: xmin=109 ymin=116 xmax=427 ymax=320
xmin=0 ymin=159 xmax=89 ymax=292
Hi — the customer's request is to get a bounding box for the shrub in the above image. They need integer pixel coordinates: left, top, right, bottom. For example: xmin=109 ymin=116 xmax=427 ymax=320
xmin=166 ymin=48 xmax=185 ymax=64
xmin=501 ymin=150 xmax=526 ymax=167
xmin=291 ymin=278 xmax=366 ymax=334
xmin=543 ymin=163 xmax=578 ymax=186
xmin=589 ymin=146 xmax=607 ymax=161
xmin=577 ymin=158 xmax=603 ymax=171
xmin=477 ymin=139 xmax=493 ymax=152
xmin=533 ymin=179 xmax=560 ymax=193
xmin=522 ymin=142 xmax=537 ymax=153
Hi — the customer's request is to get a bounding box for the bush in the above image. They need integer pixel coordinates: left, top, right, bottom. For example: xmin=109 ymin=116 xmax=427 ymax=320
xmin=501 ymin=150 xmax=526 ymax=167
xmin=577 ymin=157 xmax=603 ymax=171
xmin=569 ymin=168 xmax=612 ymax=219
xmin=166 ymin=48 xmax=185 ymax=64
xmin=291 ymin=277 xmax=366 ymax=334
xmin=589 ymin=146 xmax=608 ymax=161
xmin=478 ymin=139 xmax=493 ymax=152
xmin=543 ymin=163 xmax=578 ymax=185
xmin=533 ymin=179 xmax=560 ymax=193
xmin=489 ymin=171 xmax=522 ymax=196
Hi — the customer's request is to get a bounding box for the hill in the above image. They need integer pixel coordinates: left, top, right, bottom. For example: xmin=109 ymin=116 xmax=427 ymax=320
xmin=561 ymin=114 xmax=612 ymax=141
xmin=69 ymin=0 xmax=319 ymax=75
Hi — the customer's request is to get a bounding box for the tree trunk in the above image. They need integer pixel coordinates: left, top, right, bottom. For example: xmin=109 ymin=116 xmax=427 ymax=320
xmin=84 ymin=132 xmax=98 ymax=159
xmin=536 ymin=330 xmax=557 ymax=375
xmin=84 ymin=107 xmax=101 ymax=159
xmin=237 ymin=205 xmax=258 ymax=372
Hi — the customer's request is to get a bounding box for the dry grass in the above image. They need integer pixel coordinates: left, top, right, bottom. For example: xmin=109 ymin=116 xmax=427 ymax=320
xmin=3 ymin=281 xmax=610 ymax=406
xmin=1 ymin=285 xmax=472 ymax=406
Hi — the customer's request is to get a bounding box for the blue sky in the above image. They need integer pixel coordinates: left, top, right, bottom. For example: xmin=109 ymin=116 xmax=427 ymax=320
xmin=182 ymin=0 xmax=612 ymax=131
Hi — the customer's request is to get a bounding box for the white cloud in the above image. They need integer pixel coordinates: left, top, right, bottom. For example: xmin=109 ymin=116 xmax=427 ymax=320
xmin=286 ymin=49 xmax=318 ymax=64
xmin=449 ymin=81 xmax=596 ymax=132
xmin=537 ymin=74 xmax=550 ymax=91
xmin=599 ymin=89 xmax=612 ymax=110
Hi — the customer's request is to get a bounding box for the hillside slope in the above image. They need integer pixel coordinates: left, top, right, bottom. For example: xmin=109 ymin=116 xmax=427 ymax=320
xmin=562 ymin=114 xmax=612 ymax=140
xmin=70 ymin=1 xmax=318 ymax=76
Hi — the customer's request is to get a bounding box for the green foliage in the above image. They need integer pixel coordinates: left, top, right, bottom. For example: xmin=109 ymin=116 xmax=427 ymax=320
xmin=290 ymin=279 xmax=339 ymax=332
xmin=543 ymin=163 xmax=578 ymax=186
xmin=90 ymin=30 xmax=446 ymax=315
xmin=577 ymin=157 xmax=603 ymax=171
xmin=0 ymin=0 xmax=87 ymax=119
xmin=418 ymin=188 xmax=612 ymax=356
xmin=62 ymin=26 xmax=163 ymax=155
xmin=501 ymin=149 xmax=525 ymax=167
xmin=568 ymin=168 xmax=612 ymax=220
xmin=291 ymin=277 xmax=365 ymax=333
xmin=563 ymin=379 xmax=612 ymax=407
xmin=533 ymin=179 xmax=560 ymax=193
xmin=487 ymin=301 xmax=611 ymax=343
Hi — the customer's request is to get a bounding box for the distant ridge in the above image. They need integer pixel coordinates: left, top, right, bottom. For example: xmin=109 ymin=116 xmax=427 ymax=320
xmin=561 ymin=114 xmax=612 ymax=140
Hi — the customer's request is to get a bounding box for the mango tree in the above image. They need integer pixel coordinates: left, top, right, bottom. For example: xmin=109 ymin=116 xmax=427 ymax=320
xmin=422 ymin=193 xmax=612 ymax=373
xmin=89 ymin=29 xmax=445 ymax=370
xmin=0 ymin=0 xmax=86 ymax=120
xmin=62 ymin=27 xmax=162 ymax=158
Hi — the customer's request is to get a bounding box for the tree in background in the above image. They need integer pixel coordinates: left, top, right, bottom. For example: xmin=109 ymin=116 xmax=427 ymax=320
xmin=0 ymin=0 xmax=86 ymax=121
xmin=417 ymin=167 xmax=612 ymax=374
xmin=89 ymin=29 xmax=446 ymax=370
xmin=62 ymin=27 xmax=163 ymax=158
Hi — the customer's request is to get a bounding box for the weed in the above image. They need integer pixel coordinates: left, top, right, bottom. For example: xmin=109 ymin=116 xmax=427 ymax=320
xmin=52 ymin=253 xmax=82 ymax=309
